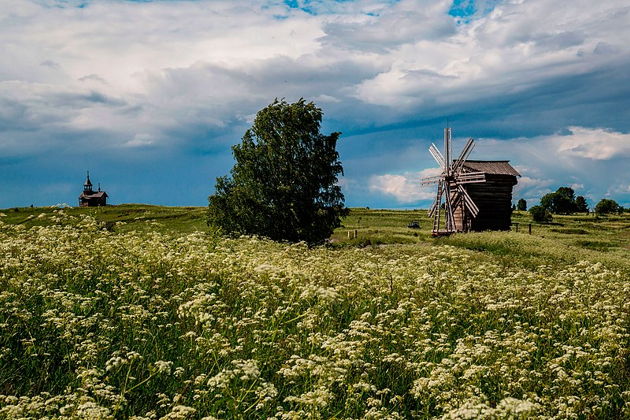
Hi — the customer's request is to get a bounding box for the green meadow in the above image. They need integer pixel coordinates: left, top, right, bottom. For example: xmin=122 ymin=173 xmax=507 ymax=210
xmin=3 ymin=204 xmax=628 ymax=268
xmin=0 ymin=205 xmax=628 ymax=418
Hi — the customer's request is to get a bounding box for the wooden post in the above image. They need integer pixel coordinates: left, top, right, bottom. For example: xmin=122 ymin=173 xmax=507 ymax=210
xmin=515 ymin=223 xmax=519 ymax=232
xmin=347 ymin=231 xmax=351 ymax=239
xmin=354 ymin=229 xmax=358 ymax=239
xmin=528 ymin=224 xmax=532 ymax=235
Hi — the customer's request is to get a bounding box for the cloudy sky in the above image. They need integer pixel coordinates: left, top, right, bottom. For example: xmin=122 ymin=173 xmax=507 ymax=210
xmin=1 ymin=0 xmax=629 ymax=209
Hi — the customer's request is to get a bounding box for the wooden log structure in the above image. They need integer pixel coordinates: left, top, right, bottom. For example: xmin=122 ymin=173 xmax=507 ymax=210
xmin=450 ymin=161 xmax=520 ymax=232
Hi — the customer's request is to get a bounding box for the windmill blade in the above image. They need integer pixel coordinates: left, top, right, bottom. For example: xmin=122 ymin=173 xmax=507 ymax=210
xmin=450 ymin=190 xmax=463 ymax=210
xmin=429 ymin=144 xmax=445 ymax=169
xmin=457 ymin=185 xmax=479 ymax=217
xmin=452 ymin=138 xmax=475 ymax=173
xmin=458 ymin=138 xmax=475 ymax=161
xmin=460 ymin=188 xmax=479 ymax=217
xmin=420 ymin=175 xmax=443 ymax=185
xmin=455 ymin=171 xmax=486 ymax=184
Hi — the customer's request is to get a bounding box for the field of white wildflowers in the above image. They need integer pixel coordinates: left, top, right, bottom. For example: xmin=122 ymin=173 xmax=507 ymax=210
xmin=0 ymin=213 xmax=629 ymax=419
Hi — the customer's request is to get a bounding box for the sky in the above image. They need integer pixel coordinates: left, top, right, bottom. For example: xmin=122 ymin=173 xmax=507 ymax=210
xmin=1 ymin=0 xmax=629 ymax=209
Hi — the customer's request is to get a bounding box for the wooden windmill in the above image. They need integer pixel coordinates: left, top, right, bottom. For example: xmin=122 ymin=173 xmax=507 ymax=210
xmin=420 ymin=128 xmax=487 ymax=235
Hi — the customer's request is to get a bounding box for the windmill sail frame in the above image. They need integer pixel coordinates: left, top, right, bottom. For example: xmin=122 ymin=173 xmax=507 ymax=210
xmin=421 ymin=128 xmax=486 ymax=235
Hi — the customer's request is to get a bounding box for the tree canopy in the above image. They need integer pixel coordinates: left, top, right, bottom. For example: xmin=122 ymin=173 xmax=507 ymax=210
xmin=540 ymin=187 xmax=578 ymax=214
xmin=517 ymin=198 xmax=527 ymax=211
xmin=208 ymin=98 xmax=348 ymax=244
xmin=575 ymin=196 xmax=589 ymax=213
xmin=594 ymin=199 xmax=622 ymax=215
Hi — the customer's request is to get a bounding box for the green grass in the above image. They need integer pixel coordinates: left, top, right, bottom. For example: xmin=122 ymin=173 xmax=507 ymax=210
xmin=331 ymin=208 xmax=630 ymax=269
xmin=0 ymin=204 xmax=207 ymax=234
xmin=550 ymin=228 xmax=588 ymax=234
xmin=2 ymin=205 xmax=629 ymax=267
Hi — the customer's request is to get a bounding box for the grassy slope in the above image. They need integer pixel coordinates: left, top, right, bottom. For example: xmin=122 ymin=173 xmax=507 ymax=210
xmin=335 ymin=208 xmax=630 ymax=269
xmin=0 ymin=204 xmax=207 ymax=234
xmin=1 ymin=204 xmax=629 ymax=268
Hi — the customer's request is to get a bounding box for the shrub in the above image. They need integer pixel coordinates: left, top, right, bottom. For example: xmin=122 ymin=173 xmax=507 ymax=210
xmin=529 ymin=205 xmax=552 ymax=222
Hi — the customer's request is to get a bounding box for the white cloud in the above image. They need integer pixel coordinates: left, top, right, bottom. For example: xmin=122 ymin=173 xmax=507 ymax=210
xmin=322 ymin=0 xmax=456 ymax=52
xmin=2 ymin=0 xmax=629 ymax=154
xmin=474 ymin=126 xmax=630 ymax=203
xmin=0 ymin=0 xmax=330 ymax=150
xmin=478 ymin=126 xmax=630 ymax=165
xmin=353 ymin=0 xmax=630 ymax=109
xmin=552 ymin=127 xmax=630 ymax=160
xmin=314 ymin=94 xmax=341 ymax=103
xmin=512 ymin=176 xmax=553 ymax=200
xmin=607 ymin=183 xmax=630 ymax=195
xmin=125 ymin=133 xmax=155 ymax=148
xmin=369 ymin=167 xmax=440 ymax=203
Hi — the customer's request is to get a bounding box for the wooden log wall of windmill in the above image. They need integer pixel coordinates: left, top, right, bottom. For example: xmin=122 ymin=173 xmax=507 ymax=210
xmin=420 ymin=128 xmax=486 ymax=235
xmin=453 ymin=160 xmax=520 ymax=231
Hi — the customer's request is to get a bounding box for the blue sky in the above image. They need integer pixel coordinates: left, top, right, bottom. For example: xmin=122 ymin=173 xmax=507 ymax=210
xmin=1 ymin=0 xmax=629 ymax=209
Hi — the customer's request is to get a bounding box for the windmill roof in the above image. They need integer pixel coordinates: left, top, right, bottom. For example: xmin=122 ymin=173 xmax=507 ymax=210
xmin=461 ymin=160 xmax=521 ymax=176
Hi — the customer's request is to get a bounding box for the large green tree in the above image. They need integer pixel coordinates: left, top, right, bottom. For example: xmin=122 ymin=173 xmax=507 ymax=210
xmin=540 ymin=187 xmax=577 ymax=214
xmin=208 ymin=98 xmax=348 ymax=244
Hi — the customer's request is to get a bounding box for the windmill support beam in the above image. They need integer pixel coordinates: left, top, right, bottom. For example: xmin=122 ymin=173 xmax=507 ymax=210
xmin=428 ymin=184 xmax=443 ymax=217
xmin=444 ymin=183 xmax=455 ymax=232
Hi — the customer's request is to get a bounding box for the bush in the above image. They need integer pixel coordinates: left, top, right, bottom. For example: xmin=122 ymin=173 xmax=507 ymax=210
xmin=529 ymin=205 xmax=552 ymax=222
